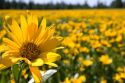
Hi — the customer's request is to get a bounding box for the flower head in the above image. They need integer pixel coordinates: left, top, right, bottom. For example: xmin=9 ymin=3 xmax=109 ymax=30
xmin=0 ymin=15 xmax=62 ymax=82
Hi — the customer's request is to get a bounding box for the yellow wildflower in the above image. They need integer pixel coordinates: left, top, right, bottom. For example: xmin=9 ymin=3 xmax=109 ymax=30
xmin=64 ymin=77 xmax=71 ymax=83
xmin=100 ymin=78 xmax=107 ymax=83
xmin=71 ymin=75 xmax=86 ymax=83
xmin=113 ymin=73 xmax=122 ymax=82
xmin=82 ymin=59 xmax=93 ymax=67
xmin=0 ymin=15 xmax=62 ymax=82
xmin=99 ymin=54 xmax=112 ymax=65
xmin=116 ymin=35 xmax=122 ymax=42
xmin=80 ymin=47 xmax=89 ymax=53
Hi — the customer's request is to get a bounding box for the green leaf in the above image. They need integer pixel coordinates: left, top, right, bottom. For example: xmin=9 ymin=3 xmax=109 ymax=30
xmin=12 ymin=64 xmax=20 ymax=82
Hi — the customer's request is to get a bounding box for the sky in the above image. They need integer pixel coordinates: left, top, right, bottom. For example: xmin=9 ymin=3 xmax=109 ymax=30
xmin=14 ymin=0 xmax=113 ymax=7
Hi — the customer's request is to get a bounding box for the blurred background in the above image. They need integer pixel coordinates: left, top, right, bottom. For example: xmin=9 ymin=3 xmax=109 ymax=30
xmin=0 ymin=0 xmax=125 ymax=9
xmin=1 ymin=0 xmax=125 ymax=83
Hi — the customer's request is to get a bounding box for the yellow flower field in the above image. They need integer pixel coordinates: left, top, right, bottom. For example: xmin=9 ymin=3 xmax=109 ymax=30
xmin=0 ymin=9 xmax=125 ymax=83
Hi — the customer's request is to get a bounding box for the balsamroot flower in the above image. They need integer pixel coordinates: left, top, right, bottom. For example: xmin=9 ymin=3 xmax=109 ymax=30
xmin=0 ymin=15 xmax=62 ymax=82
xmin=99 ymin=54 xmax=112 ymax=65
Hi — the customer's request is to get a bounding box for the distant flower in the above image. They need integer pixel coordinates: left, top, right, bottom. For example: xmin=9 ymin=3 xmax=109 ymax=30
xmin=99 ymin=54 xmax=112 ymax=65
xmin=82 ymin=59 xmax=93 ymax=67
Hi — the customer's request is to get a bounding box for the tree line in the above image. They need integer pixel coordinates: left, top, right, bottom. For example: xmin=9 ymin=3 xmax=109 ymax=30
xmin=0 ymin=0 xmax=125 ymax=9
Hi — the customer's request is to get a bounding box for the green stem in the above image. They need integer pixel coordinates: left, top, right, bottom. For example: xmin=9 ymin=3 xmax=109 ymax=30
xmin=17 ymin=63 xmax=26 ymax=83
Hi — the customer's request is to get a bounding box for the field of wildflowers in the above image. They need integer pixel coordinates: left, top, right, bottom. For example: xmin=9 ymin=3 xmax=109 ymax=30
xmin=0 ymin=9 xmax=125 ymax=83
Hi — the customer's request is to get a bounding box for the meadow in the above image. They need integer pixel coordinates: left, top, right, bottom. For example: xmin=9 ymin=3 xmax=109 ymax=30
xmin=0 ymin=9 xmax=125 ymax=83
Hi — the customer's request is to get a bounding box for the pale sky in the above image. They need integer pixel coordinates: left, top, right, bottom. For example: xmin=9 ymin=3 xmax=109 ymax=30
xmin=12 ymin=0 xmax=114 ymax=7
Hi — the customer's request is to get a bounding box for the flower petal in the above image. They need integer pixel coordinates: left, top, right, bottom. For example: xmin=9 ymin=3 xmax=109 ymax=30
xmin=22 ymin=58 xmax=31 ymax=65
xmin=0 ymin=55 xmax=19 ymax=70
xmin=31 ymin=58 xmax=44 ymax=66
xmin=4 ymin=25 xmax=21 ymax=46
xmin=27 ymin=23 xmax=38 ymax=42
xmin=20 ymin=15 xmax=28 ymax=41
xmin=40 ymin=52 xmax=61 ymax=64
xmin=45 ymin=63 xmax=58 ymax=67
xmin=38 ymin=18 xmax=46 ymax=35
xmin=2 ymin=51 xmax=19 ymax=58
xmin=0 ymin=44 xmax=8 ymax=53
xmin=35 ymin=25 xmax=55 ymax=45
xmin=27 ymin=15 xmax=38 ymax=27
xmin=41 ymin=37 xmax=63 ymax=52
xmin=3 ymin=38 xmax=19 ymax=50
xmin=10 ymin=19 xmax=23 ymax=44
xmin=29 ymin=66 xmax=42 ymax=83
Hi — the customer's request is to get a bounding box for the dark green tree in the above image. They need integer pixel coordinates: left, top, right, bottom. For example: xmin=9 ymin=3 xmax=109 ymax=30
xmin=28 ymin=0 xmax=34 ymax=9
xmin=111 ymin=0 xmax=123 ymax=8
xmin=0 ymin=0 xmax=5 ymax=9
xmin=83 ymin=0 xmax=90 ymax=8
xmin=97 ymin=2 xmax=107 ymax=8
xmin=11 ymin=0 xmax=17 ymax=9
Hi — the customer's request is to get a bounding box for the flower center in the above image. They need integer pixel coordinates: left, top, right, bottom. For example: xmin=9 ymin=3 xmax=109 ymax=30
xmin=20 ymin=42 xmax=41 ymax=61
